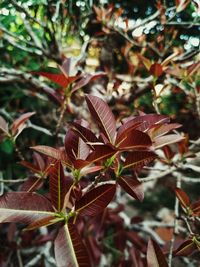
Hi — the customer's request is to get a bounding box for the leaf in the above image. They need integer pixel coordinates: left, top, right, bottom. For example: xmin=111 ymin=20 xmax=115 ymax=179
xmin=175 ymin=239 xmax=196 ymax=256
xmin=75 ymin=184 xmax=116 ymax=216
xmin=174 ymin=188 xmax=190 ymax=209
xmin=150 ymin=63 xmax=163 ymax=77
xmin=65 ymin=129 xmax=90 ymax=169
xmin=31 ymin=146 xmax=70 ymax=167
xmin=124 ymin=151 xmax=157 ymax=169
xmin=0 ymin=115 xmax=9 ymax=135
xmin=20 ymin=161 xmax=41 ymax=174
xmin=176 ymin=0 xmax=190 ymax=13
xmin=86 ymin=144 xmax=116 ymax=163
xmin=123 ymin=114 xmax=170 ymax=133
xmin=11 ymin=112 xmax=35 ymax=136
xmin=54 ymin=223 xmax=91 ymax=267
xmin=148 ymin=123 xmax=181 ymax=139
xmin=154 ymin=134 xmax=184 ymax=149
xmin=20 ymin=177 xmax=43 ymax=192
xmin=71 ymin=121 xmax=99 ymax=149
xmin=190 ymin=200 xmax=200 ymax=216
xmin=71 ymin=72 xmax=106 ymax=93
xmin=117 ymin=175 xmax=144 ymax=201
xmin=116 ymin=121 xmax=143 ymax=144
xmin=25 ymin=215 xmax=57 ymax=231
xmin=85 ymin=94 xmax=116 ymax=144
xmin=35 ymin=72 xmax=70 ymax=87
xmin=117 ymin=130 xmax=152 ymax=150
xmin=147 ymin=239 xmax=168 ymax=267
xmin=49 ymin=161 xmax=71 ymax=212
xmin=0 ymin=192 xmax=54 ymax=224
xmin=137 ymin=54 xmax=151 ymax=70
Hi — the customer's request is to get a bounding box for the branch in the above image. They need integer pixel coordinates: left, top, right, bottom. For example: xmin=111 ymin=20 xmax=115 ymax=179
xmin=10 ymin=0 xmax=45 ymax=27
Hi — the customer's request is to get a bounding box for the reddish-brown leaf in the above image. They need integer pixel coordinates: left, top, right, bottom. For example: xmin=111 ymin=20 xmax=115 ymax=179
xmin=85 ymin=94 xmax=116 ymax=144
xmin=150 ymin=63 xmax=163 ymax=77
xmin=190 ymin=200 xmax=200 ymax=216
xmin=0 ymin=192 xmax=54 ymax=224
xmin=31 ymin=146 xmax=70 ymax=167
xmin=71 ymin=72 xmax=106 ymax=93
xmin=154 ymin=134 xmax=184 ymax=149
xmin=54 ymin=223 xmax=91 ymax=267
xmin=49 ymin=161 xmax=72 ymax=212
xmin=20 ymin=177 xmax=43 ymax=192
xmin=11 ymin=112 xmax=35 ymax=136
xmin=86 ymin=144 xmax=116 ymax=163
xmin=147 ymin=239 xmax=168 ymax=267
xmin=175 ymin=239 xmax=196 ymax=256
xmin=116 ymin=121 xmax=143 ymax=144
xmin=174 ymin=187 xmax=190 ymax=209
xmin=75 ymin=184 xmax=116 ymax=216
xmin=0 ymin=116 xmax=9 ymax=135
xmin=71 ymin=122 xmax=99 ymax=149
xmin=118 ymin=175 xmax=144 ymax=201
xmin=148 ymin=123 xmax=181 ymax=139
xmin=117 ymin=130 xmax=152 ymax=150
xmin=124 ymin=151 xmax=157 ymax=169
xmin=35 ymin=72 xmax=70 ymax=87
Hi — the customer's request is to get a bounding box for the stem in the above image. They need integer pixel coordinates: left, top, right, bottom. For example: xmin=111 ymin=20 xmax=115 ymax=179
xmin=168 ymin=173 xmax=181 ymax=266
xmin=55 ymin=97 xmax=68 ymax=135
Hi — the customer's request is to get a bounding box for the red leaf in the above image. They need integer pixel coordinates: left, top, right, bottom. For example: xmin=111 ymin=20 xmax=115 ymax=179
xmin=25 ymin=216 xmax=57 ymax=231
xmin=117 ymin=130 xmax=152 ymax=150
xmin=0 ymin=116 xmax=9 ymax=135
xmin=85 ymin=94 xmax=116 ymax=144
xmin=65 ymin=129 xmax=90 ymax=161
xmin=11 ymin=112 xmax=35 ymax=136
xmin=124 ymin=151 xmax=157 ymax=169
xmin=71 ymin=121 xmax=99 ymax=149
xmin=148 ymin=123 xmax=181 ymax=139
xmin=86 ymin=144 xmax=116 ymax=163
xmin=175 ymin=239 xmax=196 ymax=256
xmin=116 ymin=121 xmax=143 ymax=144
xmin=123 ymin=114 xmax=169 ymax=132
xmin=71 ymin=72 xmax=106 ymax=93
xmin=49 ymin=161 xmax=72 ymax=212
xmin=54 ymin=223 xmax=91 ymax=267
xmin=118 ymin=175 xmax=144 ymax=201
xmin=20 ymin=177 xmax=43 ymax=192
xmin=150 ymin=63 xmax=163 ymax=77
xmin=36 ymin=72 xmax=70 ymax=87
xmin=154 ymin=134 xmax=184 ymax=149
xmin=147 ymin=239 xmax=168 ymax=267
xmin=0 ymin=192 xmax=54 ymax=224
xmin=31 ymin=146 xmax=70 ymax=167
xmin=174 ymin=187 xmax=190 ymax=209
xmin=190 ymin=200 xmax=200 ymax=216
xmin=75 ymin=184 xmax=116 ymax=216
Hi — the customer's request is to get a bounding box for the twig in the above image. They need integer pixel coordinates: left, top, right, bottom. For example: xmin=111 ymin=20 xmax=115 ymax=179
xmin=168 ymin=173 xmax=181 ymax=267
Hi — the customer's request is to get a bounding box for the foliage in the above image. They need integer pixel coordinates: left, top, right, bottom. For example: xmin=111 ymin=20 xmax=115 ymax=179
xmin=0 ymin=0 xmax=200 ymax=266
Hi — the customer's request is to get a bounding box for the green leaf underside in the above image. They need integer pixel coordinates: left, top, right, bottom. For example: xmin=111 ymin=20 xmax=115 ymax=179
xmin=86 ymin=95 xmax=116 ymax=144
xmin=75 ymin=184 xmax=116 ymax=216
xmin=54 ymin=224 xmax=91 ymax=267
